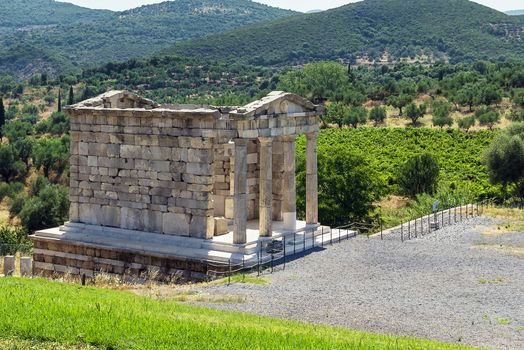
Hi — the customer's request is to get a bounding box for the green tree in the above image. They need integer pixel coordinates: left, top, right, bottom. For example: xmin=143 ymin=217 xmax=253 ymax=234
xmin=511 ymin=88 xmax=524 ymax=108
xmin=369 ymin=106 xmax=387 ymax=125
xmin=0 ymin=97 xmax=5 ymax=138
xmin=2 ymin=120 xmax=33 ymax=143
xmin=278 ymin=62 xmax=349 ymax=103
xmin=344 ymin=106 xmax=368 ymax=128
xmin=405 ymin=103 xmax=426 ymax=126
xmin=18 ymin=184 xmax=69 ymax=232
xmin=68 ymin=86 xmax=75 ymax=106
xmin=57 ymin=89 xmax=62 ymax=112
xmin=483 ymin=123 xmax=524 ymax=199
xmin=387 ymin=94 xmax=412 ymax=116
xmin=324 ymin=103 xmax=348 ymax=128
xmin=458 ymin=116 xmax=476 ymax=132
xmin=33 ymin=136 xmax=70 ymax=179
xmin=454 ymin=83 xmax=476 ymax=112
xmin=297 ymin=149 xmax=379 ymax=226
xmin=475 ymin=107 xmax=500 ymax=130
xmin=0 ymin=145 xmax=25 ymax=183
xmin=397 ymin=154 xmax=440 ymax=197
xmin=432 ymin=101 xmax=453 ymax=128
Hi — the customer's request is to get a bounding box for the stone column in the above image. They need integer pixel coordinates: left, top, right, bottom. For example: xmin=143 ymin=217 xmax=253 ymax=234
xmin=258 ymin=137 xmax=273 ymax=237
xmin=281 ymin=135 xmax=296 ymax=232
xmin=233 ymin=139 xmax=248 ymax=244
xmin=306 ymin=132 xmax=319 ymax=225
xmin=20 ymin=257 xmax=32 ymax=277
xmin=3 ymin=256 xmax=15 ymax=276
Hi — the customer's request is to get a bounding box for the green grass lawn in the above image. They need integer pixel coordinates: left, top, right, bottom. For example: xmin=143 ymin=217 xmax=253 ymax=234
xmin=0 ymin=278 xmax=477 ymax=350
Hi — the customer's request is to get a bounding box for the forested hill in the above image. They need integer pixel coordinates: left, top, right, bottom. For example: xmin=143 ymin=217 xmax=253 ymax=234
xmin=0 ymin=0 xmax=110 ymax=30
xmin=0 ymin=0 xmax=297 ymax=79
xmin=167 ymin=0 xmax=524 ymax=66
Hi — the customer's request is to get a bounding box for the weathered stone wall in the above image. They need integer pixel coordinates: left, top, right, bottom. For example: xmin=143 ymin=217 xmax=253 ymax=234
xmin=69 ymin=110 xmax=216 ymax=239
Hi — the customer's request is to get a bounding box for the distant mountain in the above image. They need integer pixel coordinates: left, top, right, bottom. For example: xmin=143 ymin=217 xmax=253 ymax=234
xmin=0 ymin=0 xmax=110 ymax=30
xmin=0 ymin=0 xmax=297 ymax=79
xmin=167 ymin=0 xmax=524 ymax=66
xmin=506 ymin=10 xmax=524 ymax=16
xmin=306 ymin=9 xmax=323 ymax=13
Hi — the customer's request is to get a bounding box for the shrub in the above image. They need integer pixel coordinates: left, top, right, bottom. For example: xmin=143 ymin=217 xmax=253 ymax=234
xmin=0 ymin=182 xmax=24 ymax=202
xmin=0 ymin=224 xmax=30 ymax=255
xmin=397 ymin=153 xmax=440 ymax=197
xmin=17 ymin=184 xmax=69 ymax=232
xmin=369 ymin=106 xmax=387 ymax=125
xmin=458 ymin=115 xmax=476 ymax=131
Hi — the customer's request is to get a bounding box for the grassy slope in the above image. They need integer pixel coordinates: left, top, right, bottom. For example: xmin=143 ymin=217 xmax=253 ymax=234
xmin=0 ymin=278 xmax=476 ymax=350
xmin=168 ymin=0 xmax=524 ymax=65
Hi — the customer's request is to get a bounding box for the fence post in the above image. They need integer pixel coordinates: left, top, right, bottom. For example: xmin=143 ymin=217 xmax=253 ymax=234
xmin=401 ymin=223 xmax=404 ymax=242
xmin=448 ymin=207 xmax=451 ymax=225
xmin=460 ymin=205 xmax=463 ymax=221
xmin=303 ymin=230 xmax=306 ymax=252
xmin=408 ymin=220 xmax=411 ymax=240
xmin=271 ymin=254 xmax=274 ymax=273
xmin=414 ymin=219 xmax=417 ymax=238
xmin=228 ymin=259 xmax=231 ymax=285
xmin=380 ymin=217 xmax=383 ymax=240
xmin=283 ymin=236 xmax=286 ymax=270
xmin=330 ymin=228 xmax=333 ymax=245
xmin=294 ymin=232 xmax=296 ymax=255
xmin=321 ymin=227 xmax=324 ymax=247
xmin=441 ymin=210 xmax=444 ymax=227
xmin=3 ymin=256 xmax=15 ymax=276
xmin=20 ymin=257 xmax=32 ymax=277
xmin=257 ymin=252 xmax=261 ymax=277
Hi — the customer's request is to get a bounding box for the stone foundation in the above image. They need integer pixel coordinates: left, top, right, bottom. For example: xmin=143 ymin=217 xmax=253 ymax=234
xmin=32 ymin=238 xmax=219 ymax=282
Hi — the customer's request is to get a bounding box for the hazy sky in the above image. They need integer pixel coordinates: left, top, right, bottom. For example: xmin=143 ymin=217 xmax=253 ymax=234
xmin=65 ymin=0 xmax=522 ymax=13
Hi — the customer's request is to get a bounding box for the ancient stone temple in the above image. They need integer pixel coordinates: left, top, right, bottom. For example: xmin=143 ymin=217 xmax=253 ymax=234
xmin=31 ymin=90 xmax=327 ymax=280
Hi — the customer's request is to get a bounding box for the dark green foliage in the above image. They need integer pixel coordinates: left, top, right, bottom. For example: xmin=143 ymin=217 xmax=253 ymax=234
xmin=297 ymin=149 xmax=379 ymax=226
xmin=2 ymin=120 xmax=33 ymax=142
xmin=475 ymin=107 xmax=501 ymax=130
xmin=57 ymin=90 xmax=61 ymax=112
xmin=369 ymin=106 xmax=387 ymax=125
xmin=432 ymin=101 xmax=453 ymax=128
xmin=168 ymin=0 xmax=524 ymax=68
xmin=0 ymin=225 xmax=29 ymax=255
xmin=483 ymin=122 xmax=524 ymax=198
xmin=36 ymin=112 xmax=69 ymax=135
xmin=17 ymin=184 xmax=69 ymax=232
xmin=511 ymin=88 xmax=524 ymax=108
xmin=344 ymin=106 xmax=368 ymax=128
xmin=277 ymin=62 xmax=349 ymax=103
xmin=397 ymin=154 xmax=440 ymax=197
xmin=0 ymin=97 xmax=5 ymax=137
xmin=458 ymin=116 xmax=476 ymax=131
xmin=33 ymin=136 xmax=69 ymax=178
xmin=508 ymin=109 xmax=524 ymax=122
xmin=324 ymin=103 xmax=347 ymax=128
xmin=405 ymin=103 xmax=426 ymax=125
xmin=0 ymin=182 xmax=23 ymax=202
xmin=387 ymin=94 xmax=413 ymax=116
xmin=0 ymin=145 xmax=25 ymax=183
xmin=67 ymin=86 xmax=74 ymax=106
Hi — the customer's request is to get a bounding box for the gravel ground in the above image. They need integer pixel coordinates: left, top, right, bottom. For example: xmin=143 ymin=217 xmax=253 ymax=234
xmin=192 ymin=216 xmax=524 ymax=349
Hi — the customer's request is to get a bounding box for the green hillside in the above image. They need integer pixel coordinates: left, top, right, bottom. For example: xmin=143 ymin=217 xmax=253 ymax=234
xmin=167 ymin=0 xmax=524 ymax=66
xmin=0 ymin=0 xmax=110 ymax=30
xmin=0 ymin=0 xmax=297 ymax=79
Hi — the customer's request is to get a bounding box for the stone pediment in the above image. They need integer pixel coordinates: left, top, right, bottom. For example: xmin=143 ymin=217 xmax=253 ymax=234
xmin=69 ymin=90 xmax=160 ymax=110
xmin=229 ymin=91 xmax=322 ymax=118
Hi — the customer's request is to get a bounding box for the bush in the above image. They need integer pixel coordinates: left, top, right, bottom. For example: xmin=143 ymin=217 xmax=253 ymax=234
xmin=458 ymin=115 xmax=476 ymax=131
xmin=0 ymin=225 xmax=30 ymax=255
xmin=397 ymin=153 xmax=440 ymax=197
xmin=369 ymin=106 xmax=387 ymax=125
xmin=0 ymin=182 xmax=24 ymax=202
xmin=482 ymin=122 xmax=524 ymax=199
xmin=17 ymin=184 xmax=69 ymax=232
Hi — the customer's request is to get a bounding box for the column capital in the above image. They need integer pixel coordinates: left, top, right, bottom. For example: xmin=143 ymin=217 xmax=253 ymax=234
xmin=279 ymin=135 xmax=296 ymax=142
xmin=233 ymin=138 xmax=249 ymax=146
xmin=258 ymin=136 xmax=273 ymax=145
xmin=306 ymin=131 xmax=319 ymax=140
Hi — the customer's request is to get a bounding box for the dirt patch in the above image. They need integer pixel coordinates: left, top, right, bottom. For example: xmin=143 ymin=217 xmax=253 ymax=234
xmin=473 ymin=243 xmax=524 ymax=259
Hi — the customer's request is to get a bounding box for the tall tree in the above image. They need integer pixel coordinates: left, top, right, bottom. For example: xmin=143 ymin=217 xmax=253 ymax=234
xmin=0 ymin=97 xmax=5 ymax=137
xmin=57 ymin=89 xmax=62 ymax=113
xmin=68 ymin=86 xmax=74 ymax=106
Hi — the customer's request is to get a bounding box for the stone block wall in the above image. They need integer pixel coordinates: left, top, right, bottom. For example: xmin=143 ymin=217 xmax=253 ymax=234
xmin=69 ymin=111 xmax=216 ymax=239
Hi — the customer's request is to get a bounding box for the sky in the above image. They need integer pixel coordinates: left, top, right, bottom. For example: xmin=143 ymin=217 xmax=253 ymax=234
xmin=65 ymin=0 xmax=522 ymax=13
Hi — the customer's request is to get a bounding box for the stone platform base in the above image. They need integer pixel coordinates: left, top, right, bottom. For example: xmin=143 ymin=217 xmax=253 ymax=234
xmin=30 ymin=222 xmax=337 ymax=282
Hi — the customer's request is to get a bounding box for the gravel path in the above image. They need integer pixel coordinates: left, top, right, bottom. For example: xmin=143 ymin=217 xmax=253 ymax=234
xmin=192 ymin=217 xmax=524 ymax=349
